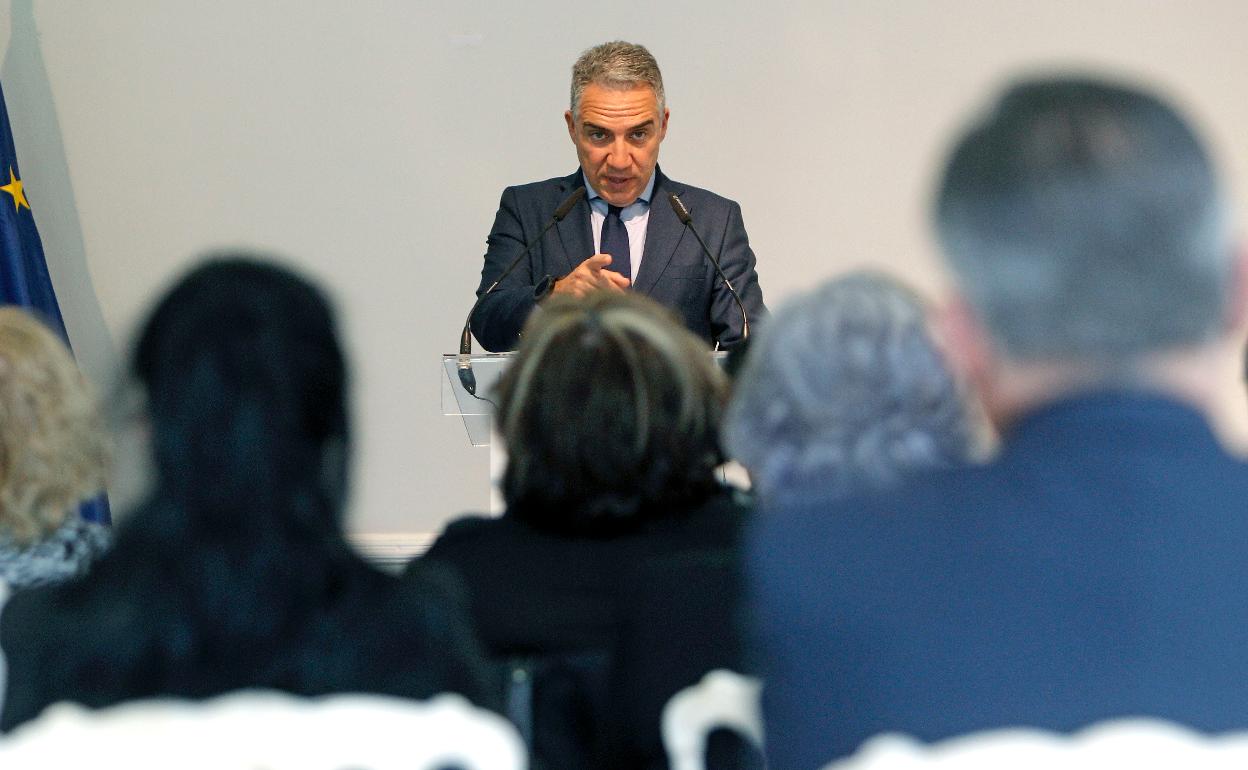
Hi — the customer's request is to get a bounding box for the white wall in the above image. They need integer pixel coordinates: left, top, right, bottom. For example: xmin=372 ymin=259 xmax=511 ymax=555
xmin=2 ymin=1 xmax=1247 ymax=545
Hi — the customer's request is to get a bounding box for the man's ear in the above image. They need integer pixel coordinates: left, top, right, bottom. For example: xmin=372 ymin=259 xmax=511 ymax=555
xmin=1222 ymin=242 xmax=1248 ymax=335
xmin=564 ymin=110 xmax=576 ymax=140
xmin=936 ymin=294 xmax=994 ymax=394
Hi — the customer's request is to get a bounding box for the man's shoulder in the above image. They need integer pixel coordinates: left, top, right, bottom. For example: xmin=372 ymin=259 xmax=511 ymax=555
xmin=751 ymin=448 xmax=1160 ymax=593
xmin=767 ymin=462 xmax=981 ymax=521
xmin=757 ymin=400 xmax=1248 ymax=578
xmin=656 ymin=173 xmax=740 ymax=212
xmin=503 ymin=171 xmax=581 ymax=198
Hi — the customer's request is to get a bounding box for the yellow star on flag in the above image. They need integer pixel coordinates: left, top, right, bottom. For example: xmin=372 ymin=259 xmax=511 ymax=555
xmin=0 ymin=166 xmax=29 ymax=212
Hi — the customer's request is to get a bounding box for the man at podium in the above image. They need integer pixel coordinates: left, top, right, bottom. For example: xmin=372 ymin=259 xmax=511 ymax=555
xmin=468 ymin=41 xmax=766 ymax=352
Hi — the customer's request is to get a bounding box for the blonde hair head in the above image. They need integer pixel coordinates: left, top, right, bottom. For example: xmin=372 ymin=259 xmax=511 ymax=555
xmin=0 ymin=308 xmax=108 ymax=543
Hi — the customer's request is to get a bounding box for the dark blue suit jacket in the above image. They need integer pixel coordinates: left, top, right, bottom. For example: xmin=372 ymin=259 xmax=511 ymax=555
xmin=749 ymin=391 xmax=1248 ymax=769
xmin=470 ymin=168 xmax=765 ymax=351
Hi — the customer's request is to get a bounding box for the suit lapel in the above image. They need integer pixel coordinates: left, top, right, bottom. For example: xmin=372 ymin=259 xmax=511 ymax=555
xmin=632 ymin=169 xmax=685 ymax=296
xmin=553 ymin=171 xmax=592 ymax=275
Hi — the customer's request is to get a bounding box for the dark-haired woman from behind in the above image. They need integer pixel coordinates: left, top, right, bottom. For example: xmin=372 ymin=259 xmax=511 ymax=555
xmin=408 ymin=291 xmax=753 ymax=769
xmin=0 ymin=256 xmax=495 ymax=732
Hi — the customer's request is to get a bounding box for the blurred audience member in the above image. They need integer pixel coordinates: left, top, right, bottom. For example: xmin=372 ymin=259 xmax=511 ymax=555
xmin=723 ymin=271 xmax=972 ymax=503
xmin=751 ymin=77 xmax=1248 ymax=769
xmin=0 ymin=256 xmax=494 ymax=732
xmin=0 ymin=308 xmax=109 ymax=596
xmin=411 ymin=291 xmax=750 ymax=769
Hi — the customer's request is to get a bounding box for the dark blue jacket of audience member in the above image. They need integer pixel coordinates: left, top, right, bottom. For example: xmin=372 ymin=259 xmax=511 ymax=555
xmin=750 ymin=390 xmax=1248 ymax=770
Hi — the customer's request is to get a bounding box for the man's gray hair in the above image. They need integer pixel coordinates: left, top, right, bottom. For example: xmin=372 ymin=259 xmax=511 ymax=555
xmin=935 ymin=76 xmax=1235 ymax=363
xmin=570 ymin=41 xmax=665 ymax=118
xmin=723 ymin=272 xmax=973 ymax=502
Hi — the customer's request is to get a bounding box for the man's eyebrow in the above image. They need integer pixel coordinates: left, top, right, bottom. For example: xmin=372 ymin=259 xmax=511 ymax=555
xmin=580 ymin=119 xmax=656 ymax=134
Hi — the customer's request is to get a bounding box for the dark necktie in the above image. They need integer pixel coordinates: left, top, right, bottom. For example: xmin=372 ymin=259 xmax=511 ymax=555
xmin=601 ymin=204 xmax=631 ymax=282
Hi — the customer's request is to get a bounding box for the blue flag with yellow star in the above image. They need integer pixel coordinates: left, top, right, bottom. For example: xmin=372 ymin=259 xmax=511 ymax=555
xmin=0 ymin=79 xmax=66 ymax=338
xmin=0 ymin=78 xmax=109 ymax=525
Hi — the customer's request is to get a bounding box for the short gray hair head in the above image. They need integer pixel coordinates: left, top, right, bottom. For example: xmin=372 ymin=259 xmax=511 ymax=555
xmin=935 ymin=76 xmax=1234 ymax=364
xmin=723 ymin=272 xmax=973 ymax=502
xmin=570 ymin=41 xmax=665 ymax=118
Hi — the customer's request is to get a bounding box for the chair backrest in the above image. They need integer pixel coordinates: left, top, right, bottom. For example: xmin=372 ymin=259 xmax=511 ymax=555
xmin=499 ymin=650 xmax=614 ymax=770
xmin=0 ymin=689 xmax=526 ymax=770
xmin=820 ymin=718 xmax=1248 ymax=770
xmin=661 ymin=669 xmax=764 ymax=770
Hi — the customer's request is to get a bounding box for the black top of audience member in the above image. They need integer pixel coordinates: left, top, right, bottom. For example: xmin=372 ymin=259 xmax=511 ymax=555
xmin=0 ymin=256 xmax=495 ymax=731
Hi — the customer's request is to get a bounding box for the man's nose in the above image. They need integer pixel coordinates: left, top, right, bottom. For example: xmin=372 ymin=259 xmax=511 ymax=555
xmin=606 ymin=139 xmax=631 ymax=169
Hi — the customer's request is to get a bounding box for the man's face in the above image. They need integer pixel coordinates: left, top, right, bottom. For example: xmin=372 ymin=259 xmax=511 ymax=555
xmin=565 ymin=82 xmax=669 ymax=207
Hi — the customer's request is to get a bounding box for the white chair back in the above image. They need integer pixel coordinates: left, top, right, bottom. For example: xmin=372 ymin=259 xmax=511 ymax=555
xmin=0 ymin=689 xmax=526 ymax=770
xmin=661 ymin=668 xmax=764 ymax=770
xmin=822 ymin=718 xmax=1248 ymax=770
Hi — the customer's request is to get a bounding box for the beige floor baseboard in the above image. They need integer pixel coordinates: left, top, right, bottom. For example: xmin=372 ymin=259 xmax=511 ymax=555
xmin=349 ymin=533 xmax=436 ymax=572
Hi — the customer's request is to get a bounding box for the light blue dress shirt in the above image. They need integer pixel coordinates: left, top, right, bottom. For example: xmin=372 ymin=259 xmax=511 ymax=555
xmin=582 ymin=172 xmax=656 ymax=281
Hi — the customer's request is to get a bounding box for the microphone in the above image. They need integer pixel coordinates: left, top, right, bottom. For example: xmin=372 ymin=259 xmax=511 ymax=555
xmin=458 ymin=186 xmax=587 ymax=395
xmin=668 ymin=193 xmax=750 ymax=345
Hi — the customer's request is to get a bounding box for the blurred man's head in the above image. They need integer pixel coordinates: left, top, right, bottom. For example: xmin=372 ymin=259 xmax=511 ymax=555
xmin=935 ymin=77 xmax=1235 ymax=368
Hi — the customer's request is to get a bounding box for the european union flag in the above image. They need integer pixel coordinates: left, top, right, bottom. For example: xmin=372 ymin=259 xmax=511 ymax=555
xmin=0 ymin=78 xmax=110 ymax=525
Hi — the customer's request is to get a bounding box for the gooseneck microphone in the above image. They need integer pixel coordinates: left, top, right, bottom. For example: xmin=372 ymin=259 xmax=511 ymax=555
xmin=668 ymin=192 xmax=750 ymax=345
xmin=458 ymin=186 xmax=587 ymax=396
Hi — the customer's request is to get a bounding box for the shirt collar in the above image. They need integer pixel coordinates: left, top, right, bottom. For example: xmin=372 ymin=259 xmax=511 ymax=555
xmin=582 ymin=171 xmax=656 ymax=207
